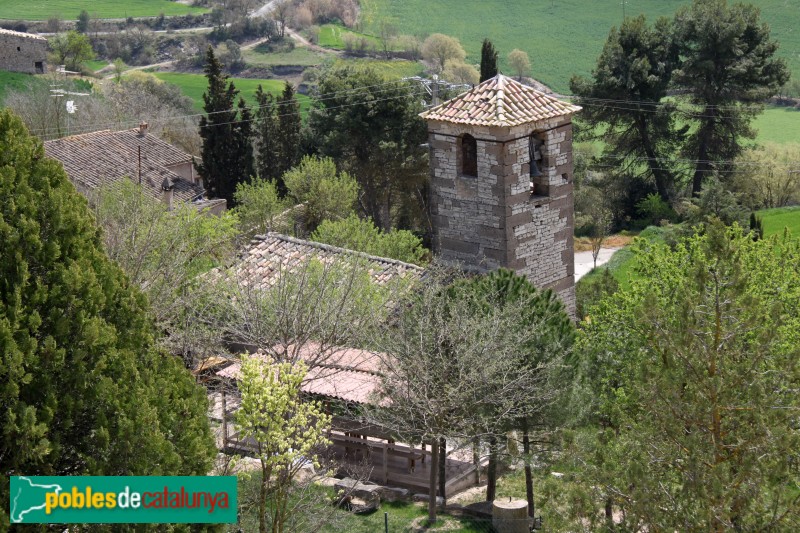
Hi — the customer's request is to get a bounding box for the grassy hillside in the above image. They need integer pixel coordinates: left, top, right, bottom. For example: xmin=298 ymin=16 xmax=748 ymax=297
xmin=0 ymin=70 xmax=42 ymax=102
xmin=152 ymin=72 xmax=312 ymax=114
xmin=0 ymin=0 xmax=206 ymax=20
xmin=361 ymin=0 xmax=800 ymax=95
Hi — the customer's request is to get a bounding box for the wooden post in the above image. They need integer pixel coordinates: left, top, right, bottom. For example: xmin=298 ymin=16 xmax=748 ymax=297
xmin=473 ymin=437 xmax=480 ymax=484
xmin=221 ymin=390 xmax=228 ymax=451
xmin=382 ymin=442 xmax=389 ymax=484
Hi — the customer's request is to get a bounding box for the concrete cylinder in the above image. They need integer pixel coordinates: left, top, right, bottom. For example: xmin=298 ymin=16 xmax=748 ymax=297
xmin=492 ymin=499 xmax=529 ymax=533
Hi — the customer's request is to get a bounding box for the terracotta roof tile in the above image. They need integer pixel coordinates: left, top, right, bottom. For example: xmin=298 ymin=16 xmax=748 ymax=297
xmin=420 ymin=74 xmax=581 ymax=127
xmin=228 ymin=233 xmax=425 ymax=289
xmin=216 ymin=343 xmax=387 ymax=405
xmin=44 ymin=129 xmax=205 ymax=203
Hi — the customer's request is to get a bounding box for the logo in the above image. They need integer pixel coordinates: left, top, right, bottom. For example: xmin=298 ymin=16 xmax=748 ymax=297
xmin=10 ymin=476 xmax=237 ymax=524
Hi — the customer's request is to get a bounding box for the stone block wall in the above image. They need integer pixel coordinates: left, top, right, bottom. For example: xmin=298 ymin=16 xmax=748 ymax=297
xmin=0 ymin=31 xmax=47 ymax=74
xmin=427 ymin=117 xmax=576 ymax=317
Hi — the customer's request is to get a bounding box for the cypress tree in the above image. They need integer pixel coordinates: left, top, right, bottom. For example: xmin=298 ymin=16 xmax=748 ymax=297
xmin=276 ymin=82 xmax=302 ymax=181
xmin=254 ymin=85 xmax=280 ymax=190
xmin=480 ymin=38 xmax=499 ymax=82
xmin=0 ymin=109 xmax=216 ymax=525
xmin=197 ymin=46 xmax=253 ymax=206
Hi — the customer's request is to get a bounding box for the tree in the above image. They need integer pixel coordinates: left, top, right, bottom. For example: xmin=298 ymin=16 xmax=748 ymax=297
xmin=680 ymin=175 xmax=748 ymax=228
xmin=0 ymin=109 xmax=216 ymax=526
xmin=234 ymin=177 xmax=289 ymax=237
xmin=373 ymin=270 xmax=573 ymax=521
xmin=575 ymin=221 xmax=800 ymax=530
xmin=308 ymin=66 xmax=428 ymax=231
xmin=674 ymin=0 xmax=790 ymax=195
xmin=507 ymin=48 xmax=531 ymax=81
xmin=90 ymin=180 xmax=240 ymax=358
xmin=235 ymin=356 xmax=331 ymax=533
xmin=197 ymin=46 xmax=253 ymax=206
xmin=450 ymin=270 xmax=575 ymax=514
xmin=421 ymin=33 xmax=466 ymax=73
xmin=275 ymin=82 xmax=302 ymax=187
xmin=311 ymin=214 xmax=428 ymax=265
xmin=76 ymin=10 xmax=90 ymax=34
xmin=732 ymin=143 xmax=800 ymax=209
xmin=377 ymin=18 xmax=398 ymax=59
xmin=443 ymin=61 xmax=479 ymax=85
xmin=254 ymin=85 xmax=280 ymax=187
xmin=570 ymin=15 xmax=682 ymax=203
xmin=222 ymin=39 xmax=245 ymax=72
xmin=480 ymin=38 xmax=499 ymax=82
xmin=283 ymin=156 xmax=359 ymax=233
xmin=48 ymin=31 xmax=94 ymax=71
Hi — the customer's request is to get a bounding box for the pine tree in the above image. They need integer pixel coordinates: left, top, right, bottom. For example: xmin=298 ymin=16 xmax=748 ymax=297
xmin=276 ymin=82 xmax=302 ymax=184
xmin=480 ymin=38 xmax=499 ymax=82
xmin=0 ymin=109 xmax=216 ymax=526
xmin=197 ymin=46 xmax=253 ymax=206
xmin=674 ymin=0 xmax=789 ymax=195
xmin=254 ymin=85 xmax=280 ymax=190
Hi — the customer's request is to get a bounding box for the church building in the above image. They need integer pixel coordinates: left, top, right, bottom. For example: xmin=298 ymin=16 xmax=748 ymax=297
xmin=421 ymin=74 xmax=581 ymax=316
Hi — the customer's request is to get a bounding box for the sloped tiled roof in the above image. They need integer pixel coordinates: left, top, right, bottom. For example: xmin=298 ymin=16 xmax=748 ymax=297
xmin=0 ymin=28 xmax=46 ymax=41
xmin=217 ymin=343 xmax=387 ymax=405
xmin=230 ymin=233 xmax=425 ymax=289
xmin=420 ymin=74 xmax=581 ymax=127
xmin=44 ymin=129 xmax=205 ymax=203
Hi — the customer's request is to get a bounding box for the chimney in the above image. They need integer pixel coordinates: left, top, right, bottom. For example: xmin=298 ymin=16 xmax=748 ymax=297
xmin=138 ymin=121 xmax=148 ymax=137
xmin=161 ymin=176 xmax=174 ymax=211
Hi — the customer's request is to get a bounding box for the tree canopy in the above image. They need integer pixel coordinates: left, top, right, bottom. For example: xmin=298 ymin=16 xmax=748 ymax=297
xmin=307 ymin=66 xmax=428 ymax=231
xmin=0 ymin=109 xmax=216 ymax=527
xmin=480 ymin=38 xmax=499 ymax=82
xmin=574 ymin=221 xmax=800 ymax=530
xmin=197 ymin=46 xmax=254 ymax=206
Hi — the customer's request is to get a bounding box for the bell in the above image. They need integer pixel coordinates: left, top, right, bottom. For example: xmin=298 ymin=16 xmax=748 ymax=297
xmin=530 ymin=159 xmax=543 ymax=178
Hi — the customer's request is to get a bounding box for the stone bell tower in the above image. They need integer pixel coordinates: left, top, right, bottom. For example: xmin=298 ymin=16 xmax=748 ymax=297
xmin=420 ymin=74 xmax=581 ymax=316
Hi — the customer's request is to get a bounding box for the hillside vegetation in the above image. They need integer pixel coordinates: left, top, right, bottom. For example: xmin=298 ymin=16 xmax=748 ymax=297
xmin=0 ymin=0 xmax=206 ymax=20
xmin=361 ymin=0 xmax=800 ymax=94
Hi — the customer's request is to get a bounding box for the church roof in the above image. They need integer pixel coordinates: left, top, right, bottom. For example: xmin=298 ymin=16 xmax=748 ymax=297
xmin=420 ymin=74 xmax=581 ymax=127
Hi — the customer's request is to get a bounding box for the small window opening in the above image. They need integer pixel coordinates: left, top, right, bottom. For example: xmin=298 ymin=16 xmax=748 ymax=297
xmin=34 ymin=61 xmax=43 ymax=74
xmin=17 ymin=46 xmax=21 ymax=51
xmin=461 ymin=134 xmax=477 ymax=177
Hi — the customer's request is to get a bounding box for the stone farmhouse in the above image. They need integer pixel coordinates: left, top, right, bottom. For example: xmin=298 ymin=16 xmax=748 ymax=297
xmin=0 ymin=28 xmax=46 ymax=74
xmin=44 ymin=123 xmax=226 ymax=213
xmin=422 ymin=74 xmax=581 ymax=316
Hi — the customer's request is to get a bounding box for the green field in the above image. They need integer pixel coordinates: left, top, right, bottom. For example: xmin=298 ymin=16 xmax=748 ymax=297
xmin=0 ymin=0 xmax=207 ymax=20
xmin=318 ymin=24 xmax=383 ymax=50
xmin=753 ymin=106 xmax=800 ymax=144
xmin=243 ymin=46 xmax=327 ymax=68
xmin=152 ymin=72 xmax=312 ymax=114
xmin=361 ymin=0 xmax=800 ymax=95
xmin=760 ymin=205 xmax=800 ymax=236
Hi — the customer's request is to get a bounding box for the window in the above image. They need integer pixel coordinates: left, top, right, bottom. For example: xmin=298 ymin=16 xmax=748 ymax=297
xmin=461 ymin=134 xmax=477 ymax=177
xmin=34 ymin=61 xmax=43 ymax=74
xmin=17 ymin=46 xmax=21 ymax=51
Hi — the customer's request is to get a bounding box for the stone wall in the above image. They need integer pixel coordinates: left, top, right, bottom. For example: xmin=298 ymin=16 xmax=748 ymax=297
xmin=427 ymin=116 xmax=576 ymax=317
xmin=0 ymin=30 xmax=47 ymax=74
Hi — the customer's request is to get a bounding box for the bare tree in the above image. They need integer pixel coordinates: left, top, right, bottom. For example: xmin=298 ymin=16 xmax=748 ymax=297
xmin=370 ymin=268 xmax=573 ymax=521
xmin=272 ymin=0 xmax=292 ymax=39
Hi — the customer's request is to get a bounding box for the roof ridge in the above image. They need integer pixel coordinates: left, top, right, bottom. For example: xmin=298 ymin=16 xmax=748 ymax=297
xmin=47 ymin=130 xmax=113 ymax=142
xmin=252 ymin=232 xmax=425 ymax=271
xmin=495 ymin=74 xmax=506 ymax=124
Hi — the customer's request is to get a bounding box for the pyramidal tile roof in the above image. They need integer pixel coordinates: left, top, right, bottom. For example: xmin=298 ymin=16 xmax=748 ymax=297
xmin=420 ymin=74 xmax=581 ymax=127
